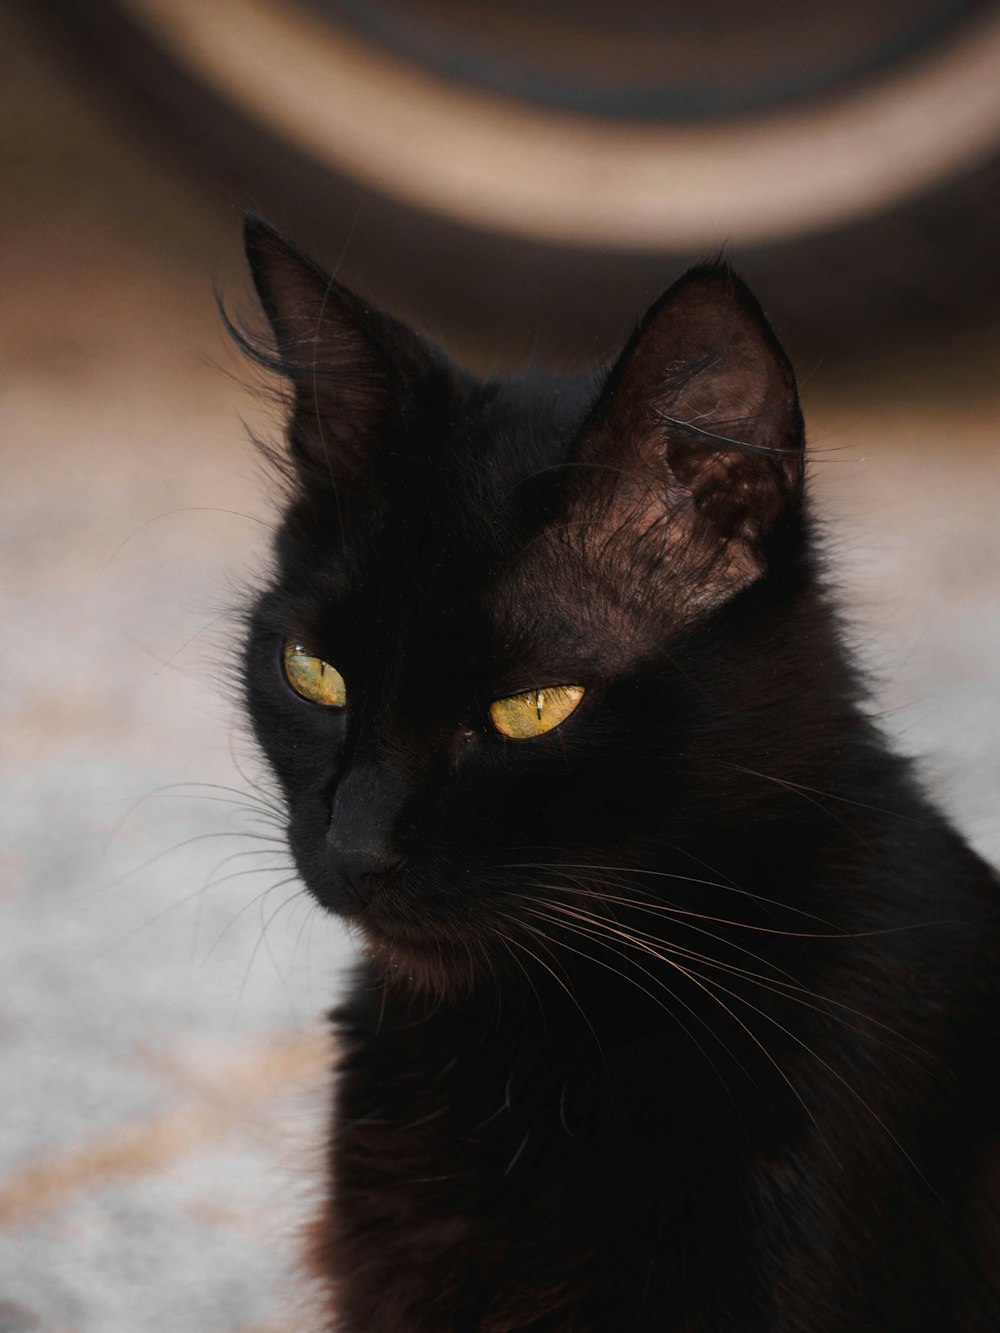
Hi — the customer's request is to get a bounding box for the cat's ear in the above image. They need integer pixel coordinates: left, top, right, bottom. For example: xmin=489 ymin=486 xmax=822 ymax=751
xmin=242 ymin=216 xmax=439 ymax=477
xmin=574 ymin=263 xmax=804 ymax=601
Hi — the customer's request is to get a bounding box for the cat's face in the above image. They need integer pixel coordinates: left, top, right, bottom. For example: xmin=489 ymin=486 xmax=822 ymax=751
xmin=240 ymin=219 xmax=805 ymax=995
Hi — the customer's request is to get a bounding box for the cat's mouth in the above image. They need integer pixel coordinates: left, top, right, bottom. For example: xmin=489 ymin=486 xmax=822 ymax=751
xmin=360 ymin=920 xmax=427 ymax=974
xmin=336 ymin=871 xmax=504 ymax=991
xmin=356 ymin=910 xmax=489 ymax=995
xmin=339 ymin=879 xmax=438 ymax=950
xmin=354 ymin=898 xmax=447 ymax=953
xmin=304 ymin=852 xmax=501 ymax=988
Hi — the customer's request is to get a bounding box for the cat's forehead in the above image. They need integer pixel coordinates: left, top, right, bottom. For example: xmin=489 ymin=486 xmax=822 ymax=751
xmin=438 ymin=369 xmax=596 ymax=506
xmin=300 ymin=369 xmax=617 ymax=677
xmin=357 ymin=374 xmax=650 ymax=678
xmin=367 ymin=369 xmax=595 ymax=576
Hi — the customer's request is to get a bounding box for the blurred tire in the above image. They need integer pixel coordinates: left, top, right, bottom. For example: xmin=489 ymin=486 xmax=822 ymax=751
xmin=35 ymin=0 xmax=1000 ymax=363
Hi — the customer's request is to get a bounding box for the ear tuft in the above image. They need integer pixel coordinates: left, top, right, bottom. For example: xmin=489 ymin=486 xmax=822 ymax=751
xmin=243 ymin=216 xmax=329 ymax=363
xmin=240 ymin=216 xmax=438 ymax=479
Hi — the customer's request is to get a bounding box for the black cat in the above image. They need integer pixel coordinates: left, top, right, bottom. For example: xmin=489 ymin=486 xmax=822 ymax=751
xmin=236 ymin=217 xmax=1000 ymax=1331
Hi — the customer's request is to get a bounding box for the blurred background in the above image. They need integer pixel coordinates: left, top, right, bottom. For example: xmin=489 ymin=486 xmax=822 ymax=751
xmin=2 ymin=2 xmax=999 ymax=1329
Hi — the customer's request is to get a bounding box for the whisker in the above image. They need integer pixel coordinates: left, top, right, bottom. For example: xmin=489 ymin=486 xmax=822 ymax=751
xmin=203 ymin=845 xmax=293 ymax=878
xmin=712 ymin=761 xmax=928 ymax=826
xmin=536 ymin=874 xmax=825 ymax=997
xmin=115 ymin=858 xmax=295 ymax=946
xmin=543 ymin=883 xmax=946 ymax=1041
xmin=674 ymin=956 xmax=938 ymax=1195
xmin=508 ymin=912 xmax=764 ymax=1132
xmin=530 ymin=895 xmax=926 ymax=1062
xmin=522 ymin=868 xmax=958 ymax=941
xmin=505 ymin=1129 xmax=532 ymax=1176
xmin=202 ymin=874 xmax=302 ymax=964
xmin=498 ymin=921 xmax=606 ymax=1069
xmin=520 ymin=905 xmax=837 ymax=1162
xmin=508 ymin=860 xmax=854 ymax=934
xmin=537 ymin=896 xmax=930 ymax=1184
xmin=236 ymin=886 xmax=309 ymax=1017
xmin=90 ymin=829 xmax=285 ymax=903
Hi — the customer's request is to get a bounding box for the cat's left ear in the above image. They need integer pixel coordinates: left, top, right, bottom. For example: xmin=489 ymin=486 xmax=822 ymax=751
xmin=242 ymin=216 xmax=443 ymax=477
xmin=573 ymin=262 xmax=804 ymax=599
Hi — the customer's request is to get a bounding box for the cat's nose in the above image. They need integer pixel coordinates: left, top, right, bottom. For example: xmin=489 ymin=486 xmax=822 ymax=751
xmin=327 ymin=761 xmax=408 ymax=901
xmin=331 ymin=840 xmax=406 ymax=897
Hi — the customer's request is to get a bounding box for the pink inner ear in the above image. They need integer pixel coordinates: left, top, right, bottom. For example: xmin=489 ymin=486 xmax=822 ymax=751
xmin=555 ymin=264 xmax=803 ymax=629
xmin=602 ymin=270 xmax=801 ymax=512
xmin=658 ymin=347 xmax=802 ymax=544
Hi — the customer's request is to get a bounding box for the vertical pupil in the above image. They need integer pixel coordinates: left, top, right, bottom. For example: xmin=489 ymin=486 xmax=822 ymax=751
xmin=535 ymin=690 xmax=545 ymax=720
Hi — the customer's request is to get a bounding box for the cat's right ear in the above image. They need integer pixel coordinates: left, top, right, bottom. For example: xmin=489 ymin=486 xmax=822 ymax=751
xmin=241 ymin=216 xmax=439 ymax=478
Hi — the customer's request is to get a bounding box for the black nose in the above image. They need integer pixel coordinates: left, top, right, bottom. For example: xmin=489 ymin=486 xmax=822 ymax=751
xmin=327 ymin=761 xmax=408 ymax=903
xmin=331 ymin=840 xmax=406 ymax=898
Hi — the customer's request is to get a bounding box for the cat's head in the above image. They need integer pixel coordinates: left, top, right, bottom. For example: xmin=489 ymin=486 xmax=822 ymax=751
xmin=239 ymin=218 xmax=808 ymax=999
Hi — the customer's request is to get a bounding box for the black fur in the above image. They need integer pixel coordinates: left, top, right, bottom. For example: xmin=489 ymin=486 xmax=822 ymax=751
xmin=238 ymin=217 xmax=1000 ymax=1331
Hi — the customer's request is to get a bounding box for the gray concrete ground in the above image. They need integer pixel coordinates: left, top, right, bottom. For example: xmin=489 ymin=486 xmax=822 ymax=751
xmin=1 ymin=14 xmax=998 ymax=1333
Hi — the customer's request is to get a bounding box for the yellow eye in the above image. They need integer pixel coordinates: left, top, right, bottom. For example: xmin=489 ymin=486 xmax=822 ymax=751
xmin=489 ymin=685 xmax=585 ymax=739
xmin=282 ymin=643 xmax=347 ymax=708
